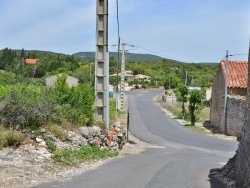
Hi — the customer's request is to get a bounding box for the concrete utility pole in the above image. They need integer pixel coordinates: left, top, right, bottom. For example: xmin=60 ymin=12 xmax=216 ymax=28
xmin=95 ymin=0 xmax=109 ymax=129
xmin=120 ymin=42 xmax=126 ymax=111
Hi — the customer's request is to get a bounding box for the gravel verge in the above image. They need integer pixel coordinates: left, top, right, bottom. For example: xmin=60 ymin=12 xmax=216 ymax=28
xmin=0 ymin=132 xmax=150 ymax=188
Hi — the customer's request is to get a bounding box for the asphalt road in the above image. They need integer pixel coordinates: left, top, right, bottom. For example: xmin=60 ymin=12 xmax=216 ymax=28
xmin=36 ymin=89 xmax=238 ymax=188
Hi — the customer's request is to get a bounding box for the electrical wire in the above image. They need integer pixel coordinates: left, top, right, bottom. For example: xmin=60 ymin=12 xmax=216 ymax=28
xmin=115 ymin=0 xmax=120 ymax=119
xmin=116 ymin=0 xmax=120 ymax=93
xmin=120 ymin=39 xmax=188 ymax=63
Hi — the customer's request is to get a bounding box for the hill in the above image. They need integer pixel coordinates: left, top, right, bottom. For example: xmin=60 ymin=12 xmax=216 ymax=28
xmin=5 ymin=48 xmax=188 ymax=64
xmin=73 ymin=51 xmax=164 ymax=62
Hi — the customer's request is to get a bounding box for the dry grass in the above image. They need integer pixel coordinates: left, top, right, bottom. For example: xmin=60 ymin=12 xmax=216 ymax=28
xmin=0 ymin=126 xmax=24 ymax=149
xmin=46 ymin=124 xmax=68 ymax=141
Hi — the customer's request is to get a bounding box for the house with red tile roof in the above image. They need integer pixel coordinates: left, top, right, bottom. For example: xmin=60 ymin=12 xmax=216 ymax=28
xmin=210 ymin=60 xmax=248 ymax=136
xmin=25 ymin=58 xmax=38 ymax=65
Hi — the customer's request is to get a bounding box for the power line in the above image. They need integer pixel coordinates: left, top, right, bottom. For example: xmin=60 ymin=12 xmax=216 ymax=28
xmin=116 ymin=0 xmax=120 ymax=94
xmin=120 ymin=39 xmax=188 ymax=63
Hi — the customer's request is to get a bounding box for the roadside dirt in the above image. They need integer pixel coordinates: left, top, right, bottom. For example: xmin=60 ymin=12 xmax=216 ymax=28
xmin=0 ymin=132 xmax=149 ymax=188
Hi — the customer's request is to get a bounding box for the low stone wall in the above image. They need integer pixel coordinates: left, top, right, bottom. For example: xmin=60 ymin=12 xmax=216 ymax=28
xmin=33 ymin=122 xmax=127 ymax=153
xmin=78 ymin=123 xmax=127 ymax=150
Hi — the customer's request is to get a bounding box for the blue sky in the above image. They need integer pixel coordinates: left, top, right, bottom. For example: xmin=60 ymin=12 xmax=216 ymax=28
xmin=0 ymin=0 xmax=249 ymax=63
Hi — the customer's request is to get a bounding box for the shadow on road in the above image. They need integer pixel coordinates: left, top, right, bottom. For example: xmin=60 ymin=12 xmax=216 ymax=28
xmin=127 ymin=140 xmax=136 ymax=145
xmin=203 ymin=121 xmax=221 ymax=134
xmin=208 ymin=175 xmax=223 ymax=188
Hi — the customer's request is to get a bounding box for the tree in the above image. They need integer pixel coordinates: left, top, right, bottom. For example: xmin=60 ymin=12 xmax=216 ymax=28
xmin=20 ymin=48 xmax=25 ymax=59
xmin=109 ymin=56 xmax=116 ymax=75
xmin=188 ymin=89 xmax=203 ymax=125
xmin=0 ymin=48 xmax=15 ymax=70
xmin=179 ymin=85 xmax=189 ymax=119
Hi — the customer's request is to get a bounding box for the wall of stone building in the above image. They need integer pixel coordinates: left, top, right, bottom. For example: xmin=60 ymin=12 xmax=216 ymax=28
xmin=210 ymin=66 xmax=225 ymax=129
xmin=228 ymin=88 xmax=247 ymax=96
xmin=224 ymin=96 xmax=246 ymax=137
xmin=210 ymin=65 xmax=247 ymax=136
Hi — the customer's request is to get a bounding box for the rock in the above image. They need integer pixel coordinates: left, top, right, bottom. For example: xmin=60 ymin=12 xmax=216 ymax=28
xmin=112 ymin=135 xmax=118 ymax=141
xmin=22 ymin=129 xmax=27 ymax=133
xmin=39 ymin=127 xmax=46 ymax=133
xmin=117 ymin=133 xmax=123 ymax=137
xmin=92 ymin=126 xmax=101 ymax=133
xmin=113 ymin=121 xmax=121 ymax=127
xmin=79 ymin=127 xmax=89 ymax=138
xmin=88 ymin=127 xmax=95 ymax=136
xmin=35 ymin=137 xmax=44 ymax=143
xmin=120 ymin=128 xmax=127 ymax=135
xmin=69 ymin=133 xmax=87 ymax=147
xmin=100 ymin=135 xmax=105 ymax=140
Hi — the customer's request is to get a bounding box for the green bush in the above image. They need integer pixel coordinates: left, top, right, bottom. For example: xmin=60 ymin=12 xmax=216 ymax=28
xmin=0 ymin=87 xmax=58 ymax=129
xmin=44 ymin=136 xmax=57 ymax=152
xmin=109 ymin=99 xmax=116 ymax=125
xmin=0 ymin=74 xmax=95 ymax=130
xmin=53 ymin=74 xmax=95 ymax=125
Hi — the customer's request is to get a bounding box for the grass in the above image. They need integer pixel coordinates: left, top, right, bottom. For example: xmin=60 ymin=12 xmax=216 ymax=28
xmin=184 ymin=124 xmax=211 ymax=134
xmin=159 ymin=99 xmax=212 ymax=136
xmin=161 ymin=101 xmax=210 ymax=123
xmin=52 ymin=146 xmax=119 ymax=166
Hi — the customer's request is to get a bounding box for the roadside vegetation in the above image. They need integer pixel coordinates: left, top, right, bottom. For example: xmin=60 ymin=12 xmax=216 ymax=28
xmin=0 ymin=47 xmax=217 ymax=152
xmin=52 ymin=146 xmax=118 ymax=166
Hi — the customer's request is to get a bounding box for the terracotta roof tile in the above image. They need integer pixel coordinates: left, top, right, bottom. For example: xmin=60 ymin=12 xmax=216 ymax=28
xmin=25 ymin=58 xmax=38 ymax=65
xmin=221 ymin=60 xmax=248 ymax=88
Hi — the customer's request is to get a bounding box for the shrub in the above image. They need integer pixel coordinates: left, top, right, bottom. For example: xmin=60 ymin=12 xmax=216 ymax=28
xmin=0 ymin=85 xmax=58 ymax=129
xmin=5 ymin=129 xmax=24 ymax=147
xmin=109 ymin=99 xmax=116 ymax=125
xmin=141 ymin=84 xmax=148 ymax=89
xmin=46 ymin=124 xmax=68 ymax=141
xmin=53 ymin=74 xmax=95 ymax=126
xmin=0 ymin=126 xmax=7 ymax=149
xmin=44 ymin=136 xmax=57 ymax=152
xmin=0 ymin=75 xmax=95 ymax=129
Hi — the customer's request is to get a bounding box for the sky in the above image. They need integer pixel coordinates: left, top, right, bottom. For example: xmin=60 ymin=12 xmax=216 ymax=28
xmin=0 ymin=0 xmax=249 ymax=63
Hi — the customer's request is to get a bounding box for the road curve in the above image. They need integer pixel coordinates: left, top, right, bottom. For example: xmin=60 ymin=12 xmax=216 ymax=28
xmin=36 ymin=89 xmax=237 ymax=188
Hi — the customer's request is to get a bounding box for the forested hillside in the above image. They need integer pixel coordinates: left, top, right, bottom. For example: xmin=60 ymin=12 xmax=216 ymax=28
xmin=0 ymin=48 xmax=218 ymax=89
xmin=73 ymin=51 xmax=164 ymax=62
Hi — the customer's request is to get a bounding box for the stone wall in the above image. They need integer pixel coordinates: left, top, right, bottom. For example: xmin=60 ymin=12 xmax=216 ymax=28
xmin=210 ymin=64 xmax=247 ymax=136
xmin=224 ymin=96 xmax=246 ymax=137
xmin=210 ymin=65 xmax=225 ymax=128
